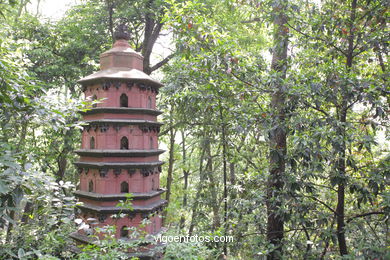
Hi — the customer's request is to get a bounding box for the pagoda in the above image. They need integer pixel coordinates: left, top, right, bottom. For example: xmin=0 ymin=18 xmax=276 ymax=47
xmin=70 ymin=25 xmax=166 ymax=249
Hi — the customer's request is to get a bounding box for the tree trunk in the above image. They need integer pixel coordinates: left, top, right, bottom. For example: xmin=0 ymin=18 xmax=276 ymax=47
xmin=205 ymin=139 xmax=221 ymax=231
xmin=189 ymin=145 xmax=206 ymax=235
xmin=335 ymin=0 xmax=357 ymax=255
xmin=165 ymin=109 xmax=176 ymax=206
xmin=180 ymin=130 xmax=189 ymax=230
xmin=35 ymin=0 xmax=41 ymax=17
xmin=219 ymin=103 xmax=228 ymax=256
xmin=5 ymin=210 xmax=15 ymax=242
xmin=266 ymin=1 xmax=289 ymax=259
xmin=55 ymin=128 xmax=74 ymax=181
xmin=21 ymin=201 xmax=33 ymax=224
xmin=15 ymin=0 xmax=27 ymax=21
xmin=106 ymin=0 xmax=115 ymax=42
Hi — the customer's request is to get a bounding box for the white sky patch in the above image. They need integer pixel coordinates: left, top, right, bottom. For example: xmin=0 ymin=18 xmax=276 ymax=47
xmin=26 ymin=0 xmax=79 ymax=20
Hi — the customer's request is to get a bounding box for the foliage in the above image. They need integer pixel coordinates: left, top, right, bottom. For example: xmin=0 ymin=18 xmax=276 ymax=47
xmin=0 ymin=23 xmax=85 ymax=259
xmin=160 ymin=0 xmax=389 ymax=258
xmin=0 ymin=0 xmax=388 ymax=259
xmin=164 ymin=240 xmax=215 ymax=260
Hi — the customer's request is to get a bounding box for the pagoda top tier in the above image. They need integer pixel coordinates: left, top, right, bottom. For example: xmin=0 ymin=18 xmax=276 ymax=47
xmin=78 ymin=25 xmax=162 ymax=88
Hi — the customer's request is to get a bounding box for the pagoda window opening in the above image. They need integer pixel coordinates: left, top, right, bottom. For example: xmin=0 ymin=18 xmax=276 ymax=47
xmin=90 ymin=136 xmax=95 ymax=149
xmin=150 ymin=136 xmax=153 ymax=149
xmin=92 ymin=95 xmax=97 ymax=108
xmin=88 ymin=180 xmax=94 ymax=192
xmin=120 ymin=136 xmax=129 ymax=150
xmin=147 ymin=96 xmax=152 ymax=108
xmin=120 ymin=181 xmax=129 ymax=193
xmin=120 ymin=93 xmax=128 ymax=107
xmin=120 ymin=226 xmax=129 ymax=238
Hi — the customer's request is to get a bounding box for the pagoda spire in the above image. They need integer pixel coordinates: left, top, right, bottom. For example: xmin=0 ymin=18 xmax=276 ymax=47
xmin=114 ymin=23 xmax=130 ymax=41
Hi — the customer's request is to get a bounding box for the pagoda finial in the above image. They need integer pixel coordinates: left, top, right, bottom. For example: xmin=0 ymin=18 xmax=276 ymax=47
xmin=114 ymin=23 xmax=130 ymax=41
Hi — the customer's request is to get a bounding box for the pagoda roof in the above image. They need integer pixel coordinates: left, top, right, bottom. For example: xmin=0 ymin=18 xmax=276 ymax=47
xmin=80 ymin=107 xmax=163 ymax=116
xmin=78 ymin=67 xmax=163 ymax=87
xmin=74 ymin=161 xmax=164 ymax=169
xmin=75 ymin=149 xmax=165 ymax=157
xmin=82 ymin=119 xmax=163 ymax=126
xmin=74 ymin=189 xmax=165 ymax=201
xmin=77 ymin=199 xmax=167 ymax=214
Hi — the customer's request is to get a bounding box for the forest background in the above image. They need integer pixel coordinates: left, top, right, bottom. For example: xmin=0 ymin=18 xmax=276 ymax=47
xmin=0 ymin=0 xmax=388 ymax=259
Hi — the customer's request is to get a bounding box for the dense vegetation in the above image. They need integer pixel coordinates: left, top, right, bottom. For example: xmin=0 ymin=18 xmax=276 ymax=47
xmin=0 ymin=0 xmax=388 ymax=259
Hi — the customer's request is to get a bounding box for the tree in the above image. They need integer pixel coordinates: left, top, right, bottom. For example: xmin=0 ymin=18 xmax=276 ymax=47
xmin=266 ymin=0 xmax=289 ymax=258
xmin=287 ymin=0 xmax=389 ymax=257
xmin=91 ymin=0 xmax=174 ymax=75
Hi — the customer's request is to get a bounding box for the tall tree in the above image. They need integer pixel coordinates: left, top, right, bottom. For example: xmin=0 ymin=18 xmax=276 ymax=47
xmin=266 ymin=0 xmax=289 ymax=258
xmin=288 ymin=0 xmax=389 ymax=257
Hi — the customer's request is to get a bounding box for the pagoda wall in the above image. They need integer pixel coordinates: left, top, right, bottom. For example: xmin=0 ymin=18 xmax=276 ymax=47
xmin=79 ymin=169 xmax=161 ymax=194
xmin=83 ymin=82 xmax=157 ymax=109
xmin=81 ymin=126 xmax=158 ymax=150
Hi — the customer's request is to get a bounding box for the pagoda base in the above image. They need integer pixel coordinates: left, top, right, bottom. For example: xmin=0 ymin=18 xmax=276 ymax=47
xmin=70 ymin=232 xmax=165 ymax=259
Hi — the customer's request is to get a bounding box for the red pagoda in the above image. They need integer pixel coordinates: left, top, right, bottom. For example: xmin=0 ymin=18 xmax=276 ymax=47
xmin=70 ymin=25 xmax=166 ymax=250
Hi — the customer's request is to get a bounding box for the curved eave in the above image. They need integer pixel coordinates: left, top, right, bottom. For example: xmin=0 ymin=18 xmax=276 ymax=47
xmin=74 ymin=189 xmax=166 ymax=201
xmin=80 ymin=107 xmax=163 ymax=116
xmin=75 ymin=149 xmax=165 ymax=157
xmin=74 ymin=161 xmax=164 ymax=169
xmin=77 ymin=67 xmax=163 ymax=88
xmin=77 ymin=199 xmax=167 ymax=214
xmin=83 ymin=119 xmax=163 ymax=126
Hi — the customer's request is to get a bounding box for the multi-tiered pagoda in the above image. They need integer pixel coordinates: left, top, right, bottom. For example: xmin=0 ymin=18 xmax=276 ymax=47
xmin=70 ymin=26 xmax=166 ymax=248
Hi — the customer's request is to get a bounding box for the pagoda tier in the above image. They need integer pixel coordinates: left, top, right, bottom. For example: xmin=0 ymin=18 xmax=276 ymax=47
xmin=71 ymin=27 xmax=166 ymax=244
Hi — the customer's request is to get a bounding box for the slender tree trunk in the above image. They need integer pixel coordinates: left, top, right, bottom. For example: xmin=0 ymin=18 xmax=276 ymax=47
xmin=189 ymin=145 xmax=206 ymax=235
xmin=205 ymin=139 xmax=221 ymax=231
xmin=266 ymin=1 xmax=288 ymax=259
xmin=21 ymin=201 xmax=33 ymax=224
xmin=142 ymin=0 xmax=156 ymax=75
xmin=375 ymin=43 xmax=386 ymax=74
xmin=180 ymin=131 xmax=189 ymax=229
xmin=106 ymin=0 xmax=115 ymax=42
xmin=55 ymin=128 xmax=73 ymax=181
xmin=230 ymin=163 xmax=235 ymax=186
xmin=219 ymin=104 xmax=228 ymax=256
xmin=15 ymin=0 xmax=27 ymax=21
xmin=165 ymin=108 xmax=176 ymax=206
xmin=16 ymin=118 xmax=28 ymax=154
xmin=334 ymin=99 xmax=348 ymax=257
xmin=335 ymin=0 xmax=357 ymax=255
xmin=6 ymin=118 xmax=29 ymax=241
xmin=5 ymin=209 xmax=15 ymax=242
xmin=35 ymin=0 xmax=41 ymax=17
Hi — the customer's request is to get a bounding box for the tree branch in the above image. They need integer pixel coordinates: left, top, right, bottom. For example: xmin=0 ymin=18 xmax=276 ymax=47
xmin=286 ymin=21 xmax=348 ymax=56
xmin=306 ymin=195 xmax=338 ymax=216
xmin=241 ymin=17 xmax=261 ymax=24
xmin=346 ymin=211 xmax=385 ymax=223
xmin=150 ymin=53 xmax=175 ymax=72
xmin=303 ymin=101 xmax=329 ymax=117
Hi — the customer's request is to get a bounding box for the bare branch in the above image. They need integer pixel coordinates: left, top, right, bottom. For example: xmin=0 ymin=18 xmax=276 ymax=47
xmin=305 ymin=195 xmax=338 ymax=216
xmin=241 ymin=17 xmax=261 ymax=24
xmin=150 ymin=53 xmax=175 ymax=72
xmin=286 ymin=21 xmax=348 ymax=56
xmin=347 ymin=211 xmax=385 ymax=223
